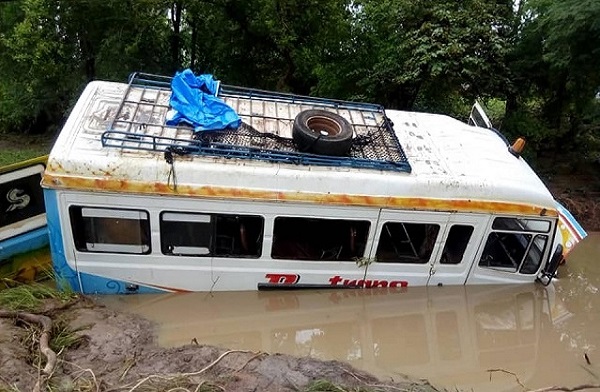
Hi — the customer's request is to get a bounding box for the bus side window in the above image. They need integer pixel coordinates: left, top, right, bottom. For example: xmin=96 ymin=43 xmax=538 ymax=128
xmin=161 ymin=212 xmax=212 ymax=256
xmin=160 ymin=212 xmax=264 ymax=258
xmin=479 ymin=232 xmax=531 ymax=272
xmin=520 ymin=235 xmax=548 ymax=274
xmin=271 ymin=217 xmax=370 ymax=261
xmin=69 ymin=206 xmax=151 ymax=254
xmin=440 ymin=225 xmax=474 ymax=264
xmin=375 ymin=222 xmax=440 ymax=264
xmin=214 ymin=215 xmax=264 ymax=257
xmin=478 ymin=217 xmax=549 ymax=274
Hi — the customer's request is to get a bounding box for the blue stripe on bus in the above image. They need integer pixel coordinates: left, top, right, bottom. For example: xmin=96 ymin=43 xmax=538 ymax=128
xmin=556 ymin=201 xmax=587 ymax=239
xmin=43 ymin=189 xmax=81 ymax=291
xmin=43 ymin=189 xmax=166 ymax=294
xmin=77 ymin=272 xmax=167 ymax=294
xmin=0 ymin=226 xmax=49 ymax=261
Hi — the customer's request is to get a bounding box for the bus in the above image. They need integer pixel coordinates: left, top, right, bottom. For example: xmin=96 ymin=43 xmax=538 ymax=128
xmin=41 ymin=72 xmax=586 ymax=294
xmin=1 ymin=155 xmax=50 ymax=283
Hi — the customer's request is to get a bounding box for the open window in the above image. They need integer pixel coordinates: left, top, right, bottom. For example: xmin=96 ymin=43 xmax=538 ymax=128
xmin=468 ymin=101 xmax=493 ymax=129
xmin=271 ymin=217 xmax=370 ymax=261
xmin=375 ymin=222 xmax=440 ymax=264
xmin=440 ymin=225 xmax=474 ymax=264
xmin=478 ymin=217 xmax=550 ymax=274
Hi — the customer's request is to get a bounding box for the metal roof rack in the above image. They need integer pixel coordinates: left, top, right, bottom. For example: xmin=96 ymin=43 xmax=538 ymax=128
xmin=101 ymin=72 xmax=412 ymax=173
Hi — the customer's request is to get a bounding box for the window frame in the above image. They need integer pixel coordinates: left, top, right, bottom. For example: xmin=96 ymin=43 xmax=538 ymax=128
xmin=374 ymin=221 xmax=441 ymax=264
xmin=271 ymin=216 xmax=371 ymax=261
xmin=478 ymin=217 xmax=552 ymax=274
xmin=439 ymin=224 xmax=475 ymax=265
xmin=160 ymin=211 xmax=264 ymax=258
xmin=69 ymin=206 xmax=151 ymax=255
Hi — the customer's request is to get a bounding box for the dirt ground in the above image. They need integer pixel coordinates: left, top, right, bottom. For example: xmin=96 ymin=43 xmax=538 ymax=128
xmin=0 ymin=297 xmax=439 ymax=392
xmin=543 ymin=174 xmax=600 ymax=232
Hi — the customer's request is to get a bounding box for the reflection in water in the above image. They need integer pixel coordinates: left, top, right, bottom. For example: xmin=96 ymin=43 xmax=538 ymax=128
xmin=101 ymin=284 xmax=549 ymax=391
xmin=100 ymin=233 xmax=600 ymax=392
xmin=542 ymin=232 xmax=600 ymax=387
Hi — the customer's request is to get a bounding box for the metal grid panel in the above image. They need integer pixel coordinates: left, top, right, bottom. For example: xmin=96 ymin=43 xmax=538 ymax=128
xmin=102 ymin=73 xmax=411 ymax=172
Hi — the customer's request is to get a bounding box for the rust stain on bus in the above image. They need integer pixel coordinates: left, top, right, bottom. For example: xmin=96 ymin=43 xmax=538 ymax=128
xmin=42 ymin=174 xmax=558 ymax=217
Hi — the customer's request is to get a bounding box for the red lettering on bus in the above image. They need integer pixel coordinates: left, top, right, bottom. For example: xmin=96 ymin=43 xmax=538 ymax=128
xmin=328 ymin=275 xmax=408 ymax=289
xmin=369 ymin=280 xmax=388 ymax=288
xmin=265 ymin=273 xmax=299 ymax=284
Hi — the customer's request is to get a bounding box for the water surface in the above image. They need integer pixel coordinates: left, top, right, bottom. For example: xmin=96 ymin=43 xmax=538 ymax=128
xmin=101 ymin=233 xmax=600 ymax=391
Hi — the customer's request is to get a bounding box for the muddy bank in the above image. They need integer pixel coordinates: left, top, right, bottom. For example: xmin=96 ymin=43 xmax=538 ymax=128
xmin=0 ymin=297 xmax=438 ymax=392
xmin=545 ymin=175 xmax=600 ymax=232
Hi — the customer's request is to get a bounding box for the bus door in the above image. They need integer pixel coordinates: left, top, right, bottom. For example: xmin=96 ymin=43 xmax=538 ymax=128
xmin=366 ymin=210 xmax=450 ymax=288
xmin=428 ymin=214 xmax=490 ymax=286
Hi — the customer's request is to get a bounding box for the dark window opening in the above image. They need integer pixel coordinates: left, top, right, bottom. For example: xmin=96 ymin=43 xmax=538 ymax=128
xmin=375 ymin=222 xmax=440 ymax=264
xmin=271 ymin=217 xmax=370 ymax=261
xmin=479 ymin=217 xmax=551 ymax=274
xmin=492 ymin=217 xmax=550 ymax=233
xmin=479 ymin=232 xmax=532 ymax=272
xmin=161 ymin=213 xmax=212 ymax=256
xmin=160 ymin=212 xmax=263 ymax=258
xmin=440 ymin=225 xmax=474 ymax=264
xmin=520 ymin=235 xmax=548 ymax=274
xmin=69 ymin=207 xmax=150 ymax=254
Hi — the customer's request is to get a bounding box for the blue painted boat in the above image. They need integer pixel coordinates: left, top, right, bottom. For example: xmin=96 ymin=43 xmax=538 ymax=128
xmin=0 ymin=155 xmax=51 ymax=283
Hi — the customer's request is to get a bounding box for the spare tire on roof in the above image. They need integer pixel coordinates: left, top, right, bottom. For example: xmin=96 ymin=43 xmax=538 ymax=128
xmin=292 ymin=109 xmax=353 ymax=156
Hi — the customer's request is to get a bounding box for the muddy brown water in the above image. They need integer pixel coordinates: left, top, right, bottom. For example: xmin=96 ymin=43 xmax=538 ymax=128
xmin=99 ymin=233 xmax=600 ymax=391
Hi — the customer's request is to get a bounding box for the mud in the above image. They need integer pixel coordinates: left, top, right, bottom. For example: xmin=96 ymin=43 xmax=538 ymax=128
xmin=541 ymin=162 xmax=600 ymax=231
xmin=550 ymin=183 xmax=600 ymax=232
xmin=0 ymin=298 xmax=438 ymax=392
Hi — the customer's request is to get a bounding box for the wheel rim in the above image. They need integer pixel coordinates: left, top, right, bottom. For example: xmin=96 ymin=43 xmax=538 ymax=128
xmin=307 ymin=115 xmax=341 ymax=136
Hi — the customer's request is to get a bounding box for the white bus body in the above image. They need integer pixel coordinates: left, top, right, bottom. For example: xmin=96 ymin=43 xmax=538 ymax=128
xmin=42 ymin=73 xmax=586 ymax=294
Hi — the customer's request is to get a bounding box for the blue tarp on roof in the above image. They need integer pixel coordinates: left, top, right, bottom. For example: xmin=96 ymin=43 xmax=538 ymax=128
xmin=166 ymin=69 xmax=241 ymax=132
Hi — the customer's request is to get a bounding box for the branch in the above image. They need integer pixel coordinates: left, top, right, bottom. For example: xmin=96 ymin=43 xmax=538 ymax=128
xmin=487 ymin=368 xmax=526 ymax=390
xmin=0 ymin=311 xmax=57 ymax=375
xmin=488 ymin=368 xmax=600 ymax=392
xmin=528 ymin=385 xmax=600 ymax=392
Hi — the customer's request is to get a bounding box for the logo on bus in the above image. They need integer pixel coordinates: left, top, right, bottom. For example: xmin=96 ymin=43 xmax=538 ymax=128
xmin=5 ymin=188 xmax=30 ymax=212
xmin=265 ymin=273 xmax=408 ymax=288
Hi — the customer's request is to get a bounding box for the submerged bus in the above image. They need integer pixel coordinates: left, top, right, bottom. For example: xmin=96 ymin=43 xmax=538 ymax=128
xmin=41 ymin=72 xmax=586 ymax=294
xmin=1 ymin=155 xmax=50 ymax=282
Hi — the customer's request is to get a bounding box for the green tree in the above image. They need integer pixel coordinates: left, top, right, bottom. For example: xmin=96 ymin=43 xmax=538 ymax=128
xmin=313 ymin=0 xmax=514 ymax=114
xmin=0 ymin=0 xmax=173 ymax=134
xmin=503 ymin=0 xmax=600 ymax=157
xmin=534 ymin=0 xmax=600 ymax=156
xmin=0 ymin=0 xmax=81 ymax=133
xmin=183 ymin=0 xmax=353 ymax=94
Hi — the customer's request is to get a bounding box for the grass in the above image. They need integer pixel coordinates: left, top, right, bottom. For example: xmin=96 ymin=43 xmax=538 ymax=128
xmin=304 ymin=380 xmax=375 ymax=392
xmin=0 ymin=283 xmax=76 ymax=312
xmin=50 ymin=317 xmax=87 ymax=352
xmin=0 ymin=148 xmax=49 ymax=166
xmin=18 ymin=317 xmax=85 ymax=374
xmin=0 ymin=386 xmax=20 ymax=392
xmin=0 ymin=132 xmax=53 ymax=166
xmin=0 ymin=283 xmax=84 ymax=392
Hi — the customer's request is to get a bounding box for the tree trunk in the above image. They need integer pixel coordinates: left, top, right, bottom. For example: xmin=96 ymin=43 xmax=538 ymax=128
xmin=190 ymin=16 xmax=198 ymax=71
xmin=170 ymin=1 xmax=182 ymax=72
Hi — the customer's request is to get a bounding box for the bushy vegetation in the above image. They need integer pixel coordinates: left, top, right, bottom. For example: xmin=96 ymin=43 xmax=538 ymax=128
xmin=0 ymin=0 xmax=599 ymax=168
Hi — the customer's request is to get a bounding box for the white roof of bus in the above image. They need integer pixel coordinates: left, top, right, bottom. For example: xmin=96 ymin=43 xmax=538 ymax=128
xmin=43 ymin=81 xmax=557 ymax=214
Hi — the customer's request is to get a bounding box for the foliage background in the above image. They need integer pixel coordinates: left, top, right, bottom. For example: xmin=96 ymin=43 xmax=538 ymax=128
xmin=0 ymin=0 xmax=599 ymax=173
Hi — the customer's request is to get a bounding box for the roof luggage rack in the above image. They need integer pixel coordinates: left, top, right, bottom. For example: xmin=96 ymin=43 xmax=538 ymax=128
xmin=101 ymin=72 xmax=412 ymax=173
